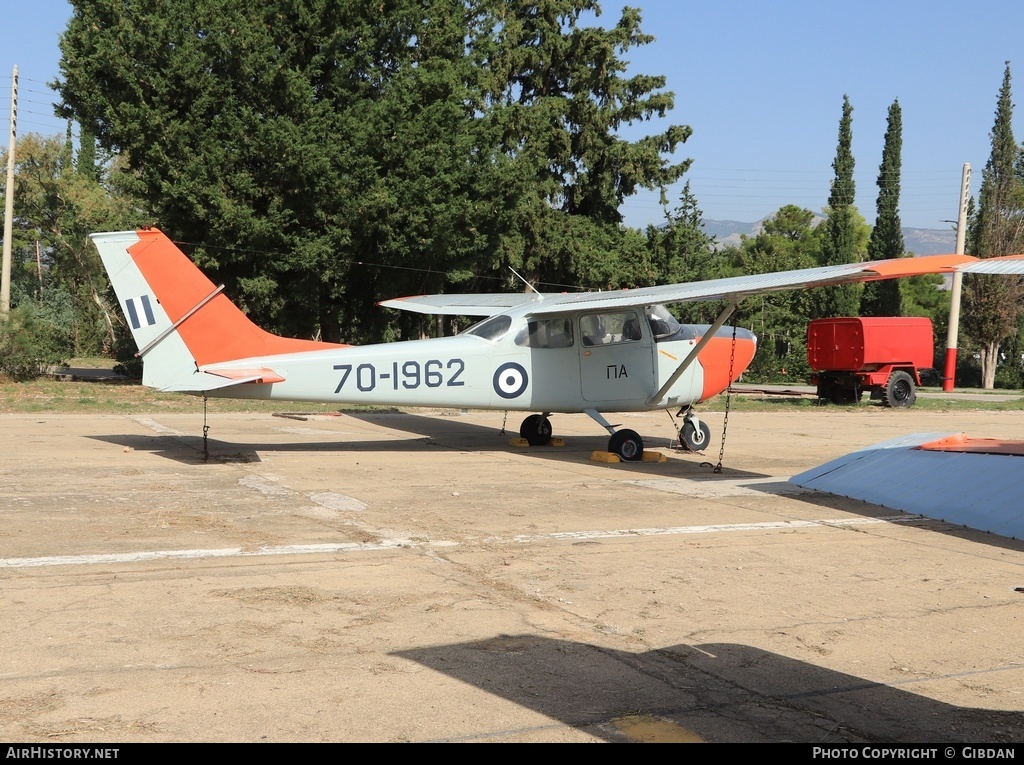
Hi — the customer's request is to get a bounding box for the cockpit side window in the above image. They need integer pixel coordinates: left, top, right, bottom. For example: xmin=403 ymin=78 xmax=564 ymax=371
xmin=579 ymin=311 xmax=642 ymax=346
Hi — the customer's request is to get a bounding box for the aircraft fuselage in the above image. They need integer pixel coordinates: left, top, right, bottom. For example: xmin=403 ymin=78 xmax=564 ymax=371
xmin=202 ymin=309 xmax=757 ymax=414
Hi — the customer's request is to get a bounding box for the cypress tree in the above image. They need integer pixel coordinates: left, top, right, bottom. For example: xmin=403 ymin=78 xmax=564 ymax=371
xmin=76 ymin=123 xmax=99 ymax=183
xmin=860 ymin=99 xmax=904 ymax=316
xmin=963 ymin=62 xmax=1024 ymax=388
xmin=816 ymin=95 xmax=860 ymax=317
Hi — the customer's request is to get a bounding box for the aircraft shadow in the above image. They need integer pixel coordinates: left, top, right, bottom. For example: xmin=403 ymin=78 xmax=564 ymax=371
xmin=88 ymin=410 xmax=769 ymax=478
xmin=88 ymin=413 xmax=1024 ymax=551
xmin=343 ymin=411 xmax=769 ymax=476
xmin=393 ymin=637 xmax=1024 ymax=743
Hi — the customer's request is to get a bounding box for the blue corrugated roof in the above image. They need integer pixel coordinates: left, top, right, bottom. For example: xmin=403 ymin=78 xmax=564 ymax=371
xmin=791 ymin=433 xmax=1024 ymax=540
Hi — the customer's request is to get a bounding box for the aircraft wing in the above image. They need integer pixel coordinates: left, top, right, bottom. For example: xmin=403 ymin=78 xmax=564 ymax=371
xmin=957 ymin=256 xmax=1024 ymax=275
xmin=379 ymin=254 xmax=1024 ymax=318
xmin=379 ymin=293 xmax=558 ymax=316
xmin=523 ymin=254 xmax=1013 ymax=316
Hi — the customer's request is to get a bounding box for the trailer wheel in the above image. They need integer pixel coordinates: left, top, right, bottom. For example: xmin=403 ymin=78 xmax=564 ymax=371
xmin=882 ymin=370 xmax=916 ymax=408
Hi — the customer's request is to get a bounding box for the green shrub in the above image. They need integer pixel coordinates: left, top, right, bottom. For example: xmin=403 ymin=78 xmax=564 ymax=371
xmin=0 ymin=305 xmax=69 ymax=381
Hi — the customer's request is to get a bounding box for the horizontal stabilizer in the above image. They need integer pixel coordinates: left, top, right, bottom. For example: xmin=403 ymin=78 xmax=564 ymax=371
xmin=161 ymin=368 xmax=285 ymax=393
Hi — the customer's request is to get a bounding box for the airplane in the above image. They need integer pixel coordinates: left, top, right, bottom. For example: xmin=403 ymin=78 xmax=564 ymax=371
xmin=90 ymin=227 xmax=1024 ymax=461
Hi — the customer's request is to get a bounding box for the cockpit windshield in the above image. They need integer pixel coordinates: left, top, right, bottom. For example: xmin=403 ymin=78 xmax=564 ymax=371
xmin=646 ymin=305 xmax=684 ymax=340
xmin=463 ymin=314 xmax=512 ymax=341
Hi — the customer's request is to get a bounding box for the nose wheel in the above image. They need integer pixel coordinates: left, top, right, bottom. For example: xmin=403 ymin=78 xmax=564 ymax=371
xmin=680 ymin=418 xmax=711 ymax=452
xmin=674 ymin=408 xmax=711 ymax=452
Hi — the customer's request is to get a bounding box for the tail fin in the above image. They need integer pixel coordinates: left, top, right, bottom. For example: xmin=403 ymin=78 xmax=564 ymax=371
xmin=92 ymin=228 xmax=345 ymax=392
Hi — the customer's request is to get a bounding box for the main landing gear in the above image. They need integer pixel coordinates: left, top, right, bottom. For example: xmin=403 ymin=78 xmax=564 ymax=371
xmin=517 ymin=410 xmax=646 ymax=461
xmin=518 ymin=408 xmax=711 ymax=461
xmin=584 ymin=408 xmax=645 ymax=461
xmin=607 ymin=428 xmax=644 ymax=461
xmin=519 ymin=413 xmax=553 ymax=446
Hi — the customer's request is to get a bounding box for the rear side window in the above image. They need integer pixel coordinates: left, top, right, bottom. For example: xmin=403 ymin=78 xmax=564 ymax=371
xmin=514 ymin=318 xmax=574 ymax=348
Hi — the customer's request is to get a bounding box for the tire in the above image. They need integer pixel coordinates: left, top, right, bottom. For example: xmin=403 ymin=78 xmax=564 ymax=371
xmin=681 ymin=419 xmax=711 ymax=452
xmin=608 ymin=429 xmax=644 ymax=461
xmin=519 ymin=414 xmax=552 ymax=446
xmin=882 ymin=370 xmax=916 ymax=408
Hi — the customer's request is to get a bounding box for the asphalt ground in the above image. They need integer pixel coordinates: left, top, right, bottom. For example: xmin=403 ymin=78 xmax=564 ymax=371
xmin=1 ymin=405 xmax=1023 ymax=743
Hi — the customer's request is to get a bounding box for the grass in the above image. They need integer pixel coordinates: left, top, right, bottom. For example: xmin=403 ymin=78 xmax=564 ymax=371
xmin=700 ymin=390 xmax=1024 ymax=412
xmin=0 ymin=376 xmax=357 ymax=415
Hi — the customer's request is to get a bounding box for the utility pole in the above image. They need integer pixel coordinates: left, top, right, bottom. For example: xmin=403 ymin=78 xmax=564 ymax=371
xmin=1 ymin=65 xmax=17 ymax=316
xmin=942 ymin=163 xmax=971 ymax=392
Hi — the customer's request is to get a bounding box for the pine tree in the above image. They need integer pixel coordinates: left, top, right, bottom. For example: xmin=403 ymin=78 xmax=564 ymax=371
xmin=55 ymin=0 xmax=690 ymax=343
xmin=860 ymin=99 xmax=905 ymax=316
xmin=647 ymin=181 xmax=717 ymax=284
xmin=963 ymin=63 xmax=1024 ymax=388
xmin=815 ymin=95 xmax=861 ymax=318
xmin=732 ymin=205 xmax=819 ymax=380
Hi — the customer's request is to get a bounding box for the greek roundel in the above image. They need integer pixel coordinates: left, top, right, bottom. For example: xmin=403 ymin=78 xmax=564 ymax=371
xmin=493 ymin=362 xmax=529 ymax=399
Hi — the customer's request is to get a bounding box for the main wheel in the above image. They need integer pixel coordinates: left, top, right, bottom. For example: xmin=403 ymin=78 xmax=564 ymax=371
xmin=882 ymin=370 xmax=916 ymax=408
xmin=608 ymin=429 xmax=644 ymax=461
xmin=681 ymin=419 xmax=711 ymax=452
xmin=519 ymin=414 xmax=553 ymax=446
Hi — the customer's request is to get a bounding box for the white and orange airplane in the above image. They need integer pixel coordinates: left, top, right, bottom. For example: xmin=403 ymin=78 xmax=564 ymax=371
xmin=91 ymin=228 xmax=1024 ymax=460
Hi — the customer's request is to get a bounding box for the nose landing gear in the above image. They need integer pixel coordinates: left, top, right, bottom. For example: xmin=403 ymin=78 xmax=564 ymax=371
xmin=678 ymin=414 xmax=711 ymax=452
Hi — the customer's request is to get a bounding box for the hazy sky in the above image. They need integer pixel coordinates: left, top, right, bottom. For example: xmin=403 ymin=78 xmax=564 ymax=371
xmin=4 ymin=1 xmax=1022 ymax=230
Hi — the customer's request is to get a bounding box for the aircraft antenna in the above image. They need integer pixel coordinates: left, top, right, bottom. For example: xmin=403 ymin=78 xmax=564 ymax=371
xmin=508 ymin=266 xmax=542 ymax=297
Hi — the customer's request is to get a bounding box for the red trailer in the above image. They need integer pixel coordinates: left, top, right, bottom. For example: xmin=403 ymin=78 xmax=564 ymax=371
xmin=807 ymin=317 xmax=935 ymax=407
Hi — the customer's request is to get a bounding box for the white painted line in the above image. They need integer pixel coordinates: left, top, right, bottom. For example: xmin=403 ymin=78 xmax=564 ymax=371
xmin=1 ymin=516 xmax=917 ymax=570
xmin=627 ymin=476 xmax=810 ymax=498
xmin=512 ymin=515 xmax=917 ymax=543
xmin=129 ymin=416 xmax=183 ymax=435
xmin=0 ymin=541 xmax=409 ymax=569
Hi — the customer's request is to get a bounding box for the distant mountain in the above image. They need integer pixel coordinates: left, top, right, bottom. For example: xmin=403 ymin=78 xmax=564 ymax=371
xmin=900 ymin=227 xmax=958 ymax=256
xmin=701 ymin=219 xmax=957 ymax=257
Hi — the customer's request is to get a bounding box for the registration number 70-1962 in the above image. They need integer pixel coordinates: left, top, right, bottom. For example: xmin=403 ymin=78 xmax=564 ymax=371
xmin=333 ymin=359 xmax=466 ymax=393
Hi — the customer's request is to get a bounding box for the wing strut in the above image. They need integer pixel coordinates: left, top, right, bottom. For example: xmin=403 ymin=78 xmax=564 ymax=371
xmin=646 ymin=297 xmax=742 ymax=407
